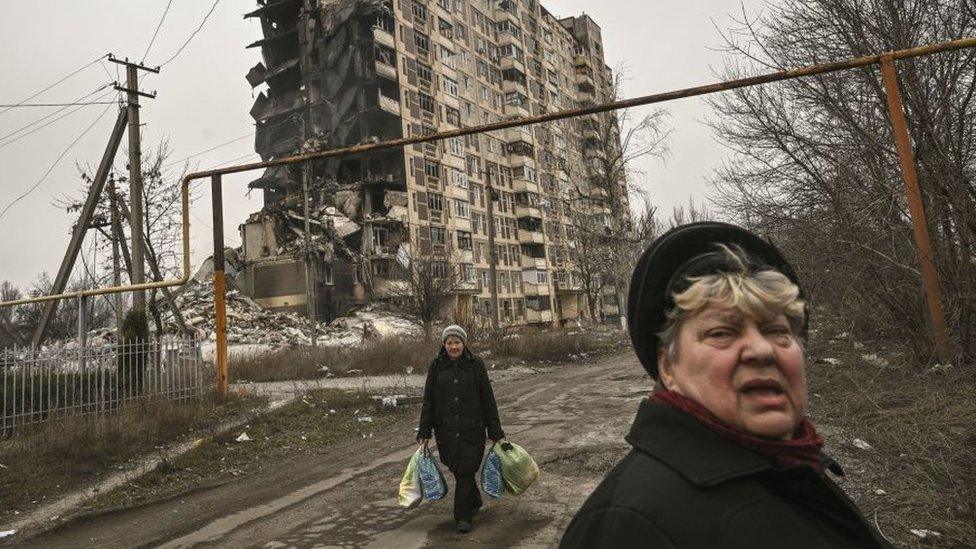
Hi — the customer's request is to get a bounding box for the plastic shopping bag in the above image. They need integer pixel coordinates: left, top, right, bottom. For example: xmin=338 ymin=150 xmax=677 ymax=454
xmin=398 ymin=448 xmax=423 ymax=508
xmin=496 ymin=441 xmax=540 ymax=495
xmin=481 ymin=444 xmax=504 ymax=499
xmin=417 ymin=447 xmax=448 ymax=500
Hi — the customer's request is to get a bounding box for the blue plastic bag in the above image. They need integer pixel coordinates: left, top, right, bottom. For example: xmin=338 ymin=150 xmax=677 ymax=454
xmin=481 ymin=444 xmax=504 ymax=499
xmin=418 ymin=447 xmax=448 ymax=500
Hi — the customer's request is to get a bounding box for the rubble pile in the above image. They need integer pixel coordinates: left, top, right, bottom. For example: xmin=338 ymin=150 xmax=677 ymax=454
xmin=163 ymin=280 xmax=417 ymax=348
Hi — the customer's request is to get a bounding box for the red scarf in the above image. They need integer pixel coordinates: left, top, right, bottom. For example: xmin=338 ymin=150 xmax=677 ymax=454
xmin=652 ymin=389 xmax=824 ymax=471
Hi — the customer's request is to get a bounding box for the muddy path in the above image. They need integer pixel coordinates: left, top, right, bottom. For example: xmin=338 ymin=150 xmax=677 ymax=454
xmin=27 ymin=352 xmax=646 ymax=548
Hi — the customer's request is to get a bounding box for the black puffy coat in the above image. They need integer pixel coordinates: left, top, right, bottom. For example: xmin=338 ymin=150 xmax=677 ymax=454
xmin=417 ymin=347 xmax=504 ymax=474
xmin=560 ymin=399 xmax=891 ymax=549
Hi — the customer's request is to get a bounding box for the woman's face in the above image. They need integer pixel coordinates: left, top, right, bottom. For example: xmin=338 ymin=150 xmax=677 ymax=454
xmin=658 ymin=304 xmax=807 ymax=440
xmin=445 ymin=336 xmax=465 ymax=359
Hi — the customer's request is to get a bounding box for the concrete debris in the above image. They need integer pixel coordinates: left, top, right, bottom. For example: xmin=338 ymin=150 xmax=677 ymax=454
xmin=909 ymin=529 xmax=941 ymax=539
xmin=235 ymin=432 xmax=252 ymax=442
xmin=860 ymin=354 xmax=889 ymax=368
xmin=852 ymin=438 xmax=873 ymax=451
xmin=356 ymin=416 xmax=373 ymax=423
xmin=814 ymin=357 xmax=842 ymax=365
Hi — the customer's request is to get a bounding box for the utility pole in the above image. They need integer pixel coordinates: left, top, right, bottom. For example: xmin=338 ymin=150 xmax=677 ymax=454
xmin=485 ymin=170 xmax=500 ymax=329
xmin=299 ymin=0 xmax=319 ymax=346
xmin=110 ymin=55 xmax=159 ymax=313
xmin=109 ymin=172 xmax=124 ymax=331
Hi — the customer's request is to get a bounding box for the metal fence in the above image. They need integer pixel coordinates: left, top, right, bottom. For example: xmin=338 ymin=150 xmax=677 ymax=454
xmin=1 ymin=337 xmax=208 ymax=437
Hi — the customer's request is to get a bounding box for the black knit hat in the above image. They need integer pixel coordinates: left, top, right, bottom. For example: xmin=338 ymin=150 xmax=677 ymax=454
xmin=627 ymin=222 xmax=807 ymax=379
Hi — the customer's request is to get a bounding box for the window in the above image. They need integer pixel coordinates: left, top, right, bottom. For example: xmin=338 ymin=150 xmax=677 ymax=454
xmin=504 ymin=91 xmax=528 ymax=106
xmin=428 ymin=192 xmax=444 ymax=211
xmin=432 ymin=261 xmax=450 ymax=278
xmin=442 ymin=76 xmax=459 ymax=96
xmin=536 ymin=270 xmax=549 ymax=284
xmin=449 ymin=137 xmax=464 ymax=157
xmin=424 ymin=159 xmax=440 ymax=179
xmin=453 ymin=199 xmax=470 ymax=219
xmin=431 ymin=226 xmax=447 ymax=245
xmin=444 ymin=105 xmax=461 ymax=126
xmin=438 ymin=17 xmax=453 ymax=38
xmin=412 ymin=0 xmax=428 ymax=20
xmin=418 ymin=92 xmax=436 ymax=113
xmin=417 ymin=61 xmax=433 ymax=82
xmin=451 ymin=169 xmax=468 ymax=188
xmin=457 ymin=230 xmax=473 ymax=249
xmin=414 ymin=30 xmax=430 ymax=52
xmin=462 ymin=264 xmax=476 ymax=282
xmin=371 ymin=226 xmax=389 ymax=249
xmin=442 ymin=46 xmax=458 ymax=67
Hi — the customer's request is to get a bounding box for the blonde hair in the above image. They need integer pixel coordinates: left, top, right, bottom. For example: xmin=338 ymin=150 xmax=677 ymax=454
xmin=658 ymin=245 xmax=806 ymax=361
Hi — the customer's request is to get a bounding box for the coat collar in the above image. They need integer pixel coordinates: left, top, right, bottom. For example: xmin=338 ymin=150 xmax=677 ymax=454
xmin=625 ymin=399 xmax=844 ymax=486
xmin=625 ymin=398 xmax=775 ymax=487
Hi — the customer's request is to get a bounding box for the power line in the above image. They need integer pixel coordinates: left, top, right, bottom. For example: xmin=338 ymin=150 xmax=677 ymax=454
xmin=0 ymin=54 xmax=109 ymax=117
xmin=0 ymin=101 xmax=115 ymax=222
xmin=0 ymin=101 xmax=117 ymax=108
xmin=163 ymin=132 xmax=255 ymax=168
xmin=0 ymin=88 xmax=117 ymax=150
xmin=0 ymin=83 xmax=115 ymax=145
xmin=159 ymin=0 xmax=222 ymax=67
xmin=142 ymin=0 xmax=175 ymax=63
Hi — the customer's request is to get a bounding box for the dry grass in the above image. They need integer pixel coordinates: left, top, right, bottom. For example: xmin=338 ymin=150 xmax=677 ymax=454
xmin=229 ymin=326 xmax=628 ymax=383
xmin=805 ymin=326 xmax=976 ymax=547
xmin=91 ymin=388 xmax=409 ymax=511
xmin=229 ymin=337 xmax=439 ymax=382
xmin=0 ymin=391 xmax=262 ymax=524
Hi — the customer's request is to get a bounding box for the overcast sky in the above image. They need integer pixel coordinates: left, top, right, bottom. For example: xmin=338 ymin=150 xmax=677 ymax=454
xmin=0 ymin=0 xmax=765 ymax=290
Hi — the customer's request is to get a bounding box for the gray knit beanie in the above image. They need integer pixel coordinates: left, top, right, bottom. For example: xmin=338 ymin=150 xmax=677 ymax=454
xmin=442 ymin=325 xmax=467 ymax=343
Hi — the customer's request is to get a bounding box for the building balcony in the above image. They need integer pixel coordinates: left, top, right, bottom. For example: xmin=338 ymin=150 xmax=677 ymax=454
xmin=375 ymin=60 xmax=397 ymax=80
xmin=500 ymin=55 xmax=526 ymax=73
xmin=373 ymin=27 xmax=395 ymax=49
xmin=378 ymin=91 xmax=400 ymax=115
xmin=515 ymin=204 xmax=542 ymax=218
xmin=575 ymin=71 xmax=595 ymax=88
xmin=453 ymin=218 xmax=472 ymax=232
xmin=501 ymin=78 xmax=527 ymax=95
xmin=518 ymin=230 xmax=544 ymax=244
xmin=504 ymin=126 xmax=534 ymax=143
xmin=457 ymin=280 xmax=481 ymax=293
xmin=522 ymin=281 xmax=549 ymax=296
xmin=573 ymin=53 xmax=592 ymax=68
xmin=513 ymin=179 xmax=540 ymax=194
xmin=521 ymin=256 xmax=547 ymax=270
xmin=458 ymin=249 xmax=474 ymax=263
xmin=526 ymin=308 xmax=553 ymax=324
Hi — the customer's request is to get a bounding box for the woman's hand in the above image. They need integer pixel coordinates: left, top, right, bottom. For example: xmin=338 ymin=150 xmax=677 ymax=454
xmin=418 ymin=438 xmax=430 ymax=447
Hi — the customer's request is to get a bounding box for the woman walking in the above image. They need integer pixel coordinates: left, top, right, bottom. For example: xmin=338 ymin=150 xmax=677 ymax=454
xmin=417 ymin=325 xmax=505 ymax=533
xmin=561 ymin=222 xmax=891 ymax=548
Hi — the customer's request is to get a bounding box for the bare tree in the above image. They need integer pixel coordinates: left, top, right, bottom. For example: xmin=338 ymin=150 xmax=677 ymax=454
xmin=565 ymin=67 xmax=671 ymax=320
xmin=384 ymin=230 xmax=461 ymax=341
xmin=708 ymin=0 xmax=976 ymax=361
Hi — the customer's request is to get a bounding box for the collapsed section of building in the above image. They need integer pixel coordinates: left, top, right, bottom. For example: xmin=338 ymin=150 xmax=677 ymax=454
xmin=239 ymin=0 xmax=627 ymax=325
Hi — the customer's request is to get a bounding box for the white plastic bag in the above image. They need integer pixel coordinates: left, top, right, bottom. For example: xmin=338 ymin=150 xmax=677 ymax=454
xmin=398 ymin=448 xmax=423 ymax=508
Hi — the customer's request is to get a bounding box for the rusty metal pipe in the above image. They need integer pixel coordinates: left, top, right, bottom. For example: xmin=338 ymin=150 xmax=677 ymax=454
xmin=179 ymin=36 xmax=976 ymax=180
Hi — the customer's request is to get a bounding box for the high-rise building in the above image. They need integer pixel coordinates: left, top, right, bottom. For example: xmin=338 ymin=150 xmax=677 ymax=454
xmin=241 ymin=0 xmax=627 ymax=326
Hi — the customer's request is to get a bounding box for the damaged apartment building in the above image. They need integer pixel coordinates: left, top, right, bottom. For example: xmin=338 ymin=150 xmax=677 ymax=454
xmin=239 ymin=0 xmax=625 ymax=325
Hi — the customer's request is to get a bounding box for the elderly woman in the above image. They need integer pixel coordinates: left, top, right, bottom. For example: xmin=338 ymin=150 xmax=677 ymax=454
xmin=417 ymin=325 xmax=505 ymax=534
xmin=561 ymin=222 xmax=890 ymax=548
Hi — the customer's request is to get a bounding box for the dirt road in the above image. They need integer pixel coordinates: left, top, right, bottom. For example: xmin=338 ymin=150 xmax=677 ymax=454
xmin=28 ymin=352 xmax=647 ymax=548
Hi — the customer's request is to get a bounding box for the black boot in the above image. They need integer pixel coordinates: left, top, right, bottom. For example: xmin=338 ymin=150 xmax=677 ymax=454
xmin=457 ymin=520 xmax=473 ymax=533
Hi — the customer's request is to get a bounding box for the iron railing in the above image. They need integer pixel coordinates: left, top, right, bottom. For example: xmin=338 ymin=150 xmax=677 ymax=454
xmin=1 ymin=336 xmax=207 ymax=437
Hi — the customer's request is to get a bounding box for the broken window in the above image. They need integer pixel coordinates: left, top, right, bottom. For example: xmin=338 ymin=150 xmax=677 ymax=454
xmin=428 ymin=192 xmax=445 ymax=211
xmin=457 ymin=230 xmax=473 ymax=250
xmin=462 ymin=264 xmax=476 ymax=282
xmin=432 ymin=261 xmax=450 ymax=279
xmin=445 ymin=105 xmax=461 ymax=126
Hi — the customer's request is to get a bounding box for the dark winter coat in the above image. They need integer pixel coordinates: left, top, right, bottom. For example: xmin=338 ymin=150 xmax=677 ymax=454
xmin=560 ymin=398 xmax=891 ymax=549
xmin=417 ymin=347 xmax=504 ymax=474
